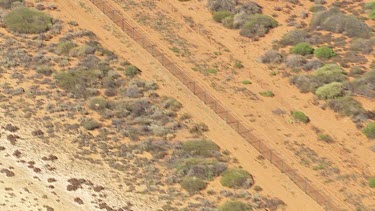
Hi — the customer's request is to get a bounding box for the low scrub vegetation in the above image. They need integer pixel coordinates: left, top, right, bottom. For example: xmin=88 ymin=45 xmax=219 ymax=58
xmin=291 ymin=42 xmax=314 ymax=55
xmin=180 ymin=176 xmax=207 ymax=194
xmin=314 ymin=46 xmax=336 ymax=59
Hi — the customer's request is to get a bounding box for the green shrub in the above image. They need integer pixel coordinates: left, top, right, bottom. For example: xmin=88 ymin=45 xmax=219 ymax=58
xmin=234 ymin=60 xmax=244 ymax=69
xmin=213 ymin=11 xmax=233 ymax=23
xmin=176 ymin=158 xmax=227 ymax=180
xmin=314 ymin=46 xmax=336 ymax=59
xmin=291 ymin=42 xmax=314 ymax=55
xmin=0 ymin=0 xmax=22 ymax=9
xmin=291 ymin=111 xmax=310 ymax=123
xmin=314 ymin=64 xmax=346 ymax=84
xmin=369 ymin=9 xmax=375 ymax=19
xmin=317 ymin=133 xmax=333 ymax=143
xmin=55 ymin=41 xmax=76 ymax=55
xmin=239 ymin=14 xmax=278 ymax=38
xmin=4 ymin=7 xmax=52 ymax=34
xmin=365 ymin=1 xmax=375 ymax=10
xmin=181 ymin=140 xmax=219 ymax=157
xmin=315 ymin=82 xmax=344 ymax=99
xmin=369 ymin=177 xmax=375 ymax=188
xmin=220 ymin=168 xmax=253 ymax=188
xmin=219 ymin=201 xmax=252 ymax=211
xmin=89 ymin=97 xmax=109 ymax=111
xmin=362 ymin=122 xmax=375 ymax=139
xmin=242 ymin=80 xmax=252 ymax=85
xmin=124 ymin=65 xmax=140 ymax=77
xmin=259 ymin=90 xmax=274 ymax=97
xmin=180 ymin=176 xmax=207 ymax=194
xmin=327 ymin=97 xmax=366 ymax=118
xmin=81 ymin=119 xmax=101 ymax=130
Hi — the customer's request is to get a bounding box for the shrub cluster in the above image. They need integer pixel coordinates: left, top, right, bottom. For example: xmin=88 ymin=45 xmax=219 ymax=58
xmin=315 ymin=82 xmax=344 ymax=99
xmin=208 ymin=1 xmax=276 ymax=39
xmin=0 ymin=0 xmax=22 ymax=9
xmin=180 ymin=176 xmax=207 ymax=194
xmin=4 ymin=7 xmax=52 ymax=34
xmin=310 ymin=7 xmax=372 ymax=38
xmin=362 ymin=122 xmax=375 ymax=139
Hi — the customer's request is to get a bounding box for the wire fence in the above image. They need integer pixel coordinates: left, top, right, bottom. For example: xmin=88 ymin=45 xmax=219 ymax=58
xmin=88 ymin=0 xmax=341 ymax=210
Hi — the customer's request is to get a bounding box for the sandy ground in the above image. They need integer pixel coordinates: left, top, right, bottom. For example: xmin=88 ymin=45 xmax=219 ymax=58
xmin=91 ymin=0 xmax=375 ymax=209
xmin=47 ymin=0 xmax=326 ymax=210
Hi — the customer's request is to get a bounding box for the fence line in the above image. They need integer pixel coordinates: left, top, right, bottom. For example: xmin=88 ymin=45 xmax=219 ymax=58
xmin=88 ymin=0 xmax=340 ymax=210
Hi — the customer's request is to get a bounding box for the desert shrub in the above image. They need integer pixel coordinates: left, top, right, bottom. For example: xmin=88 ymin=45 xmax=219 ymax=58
xmin=233 ymin=12 xmax=251 ymax=28
xmin=220 ymin=168 xmax=253 ymax=188
xmin=36 ymin=65 xmax=54 ymax=76
xmin=290 ymin=75 xmax=323 ymax=93
xmin=280 ymin=29 xmax=309 ymax=46
xmin=362 ymin=122 xmax=375 ymax=139
xmin=239 ymin=14 xmax=278 ymax=38
xmin=234 ymin=60 xmax=244 ymax=69
xmin=219 ymin=201 xmax=252 ymax=211
xmin=213 ymin=11 xmax=234 ymax=23
xmin=349 ymin=66 xmax=365 ymax=77
xmin=235 ymin=2 xmax=262 ymax=15
xmin=314 ymin=46 xmax=336 ymax=58
xmin=369 ymin=177 xmax=375 ymax=188
xmin=0 ymin=0 xmax=22 ymax=9
xmin=365 ymin=1 xmax=375 ymax=10
xmin=259 ymin=90 xmax=274 ymax=97
xmin=291 ymin=111 xmax=310 ymax=123
xmin=317 ymin=133 xmax=333 ymax=143
xmin=162 ymin=97 xmax=182 ymax=111
xmin=180 ymin=176 xmax=207 ymax=194
xmin=54 ymin=69 xmax=105 ymax=98
xmin=291 ymin=42 xmax=314 ymax=55
xmin=350 ymin=39 xmax=375 ymax=54
xmin=181 ymin=140 xmax=219 ymax=157
xmin=55 ymin=41 xmax=76 ymax=55
xmin=258 ymin=50 xmax=284 ymax=64
xmin=327 ymin=96 xmax=366 ymax=117
xmin=315 ymin=82 xmax=344 ymax=99
xmin=369 ymin=10 xmax=375 ymax=19
xmin=310 ymin=8 xmax=371 ymax=38
xmin=222 ymin=16 xmax=234 ymax=28
xmin=314 ymin=64 xmax=346 ymax=83
xmin=285 ymin=55 xmax=306 ymax=69
xmin=4 ymin=7 xmax=52 ymax=34
xmin=176 ymin=158 xmax=227 ymax=180
xmin=89 ymin=97 xmax=109 ymax=111
xmin=81 ymin=119 xmax=101 ymax=130
xmin=124 ymin=65 xmax=140 ymax=77
xmin=350 ymin=70 xmax=375 ymax=98
xmin=207 ymin=0 xmax=237 ymax=12
xmin=303 ymin=59 xmax=323 ymax=71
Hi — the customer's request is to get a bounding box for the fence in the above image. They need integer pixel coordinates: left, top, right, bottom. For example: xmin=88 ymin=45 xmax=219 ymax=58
xmin=87 ymin=0 xmax=341 ymax=210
